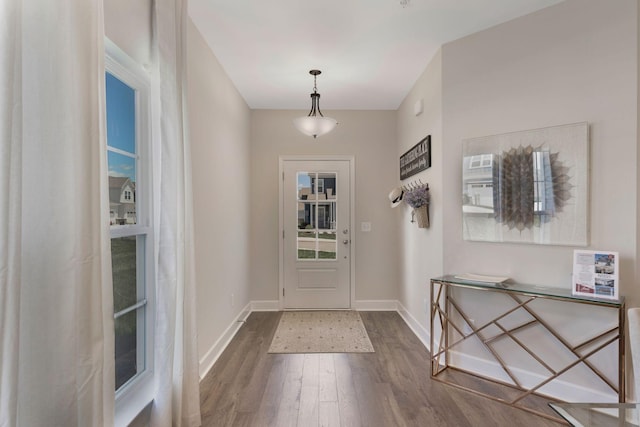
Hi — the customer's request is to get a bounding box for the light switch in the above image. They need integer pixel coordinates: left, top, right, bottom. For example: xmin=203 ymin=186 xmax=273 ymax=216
xmin=361 ymin=222 xmax=372 ymax=232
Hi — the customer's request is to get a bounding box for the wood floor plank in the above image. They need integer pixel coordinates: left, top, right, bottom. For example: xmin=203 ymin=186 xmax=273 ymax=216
xmin=318 ymin=353 xmax=338 ymax=402
xmin=333 ymin=353 xmax=363 ymax=427
xmin=318 ymin=401 xmax=340 ymax=427
xmin=274 ymin=370 xmax=302 ymax=427
xmin=297 ymin=384 xmax=319 ymax=427
xmin=252 ymin=355 xmax=288 ymax=427
xmin=199 ymin=311 xmax=566 ymax=427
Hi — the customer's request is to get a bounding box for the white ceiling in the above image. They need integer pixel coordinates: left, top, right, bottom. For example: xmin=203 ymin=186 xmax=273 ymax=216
xmin=188 ymin=0 xmax=563 ymax=110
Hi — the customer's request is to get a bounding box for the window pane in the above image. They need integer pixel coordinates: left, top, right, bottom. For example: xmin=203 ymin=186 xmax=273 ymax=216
xmin=297 ymin=202 xmax=315 ymax=230
xmin=298 ymin=230 xmax=317 ymax=260
xmin=297 ymin=172 xmax=315 ymax=200
xmin=106 ymin=72 xmax=136 ymax=154
xmin=112 ymin=236 xmax=138 ymax=313
xmin=318 ymin=172 xmax=336 ymax=199
xmin=318 ymin=231 xmax=337 ymax=260
xmin=108 ymin=151 xmax=137 ymax=226
xmin=115 ymin=309 xmax=139 ymax=390
xmin=317 ymin=202 xmax=336 ymax=230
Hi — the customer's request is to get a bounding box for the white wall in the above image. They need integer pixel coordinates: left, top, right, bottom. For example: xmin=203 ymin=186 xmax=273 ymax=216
xmin=396 ymin=50 xmax=444 ymax=341
xmin=187 ymin=21 xmax=252 ymax=371
xmin=104 ymin=0 xmax=152 ymax=66
xmin=250 ymin=110 xmax=399 ymax=305
xmin=434 ymin=0 xmax=637 ymax=400
xmin=442 ymin=0 xmax=638 ymax=292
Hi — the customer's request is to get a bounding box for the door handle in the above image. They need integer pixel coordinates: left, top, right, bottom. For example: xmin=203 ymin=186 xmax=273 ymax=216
xmin=342 ymin=239 xmax=349 ymax=245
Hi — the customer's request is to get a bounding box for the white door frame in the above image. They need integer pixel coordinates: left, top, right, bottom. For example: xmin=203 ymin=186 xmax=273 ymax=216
xmin=278 ymin=155 xmax=356 ymax=310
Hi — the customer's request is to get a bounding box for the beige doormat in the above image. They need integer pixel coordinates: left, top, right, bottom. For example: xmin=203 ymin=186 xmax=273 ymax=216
xmin=268 ymin=310 xmax=375 ymax=354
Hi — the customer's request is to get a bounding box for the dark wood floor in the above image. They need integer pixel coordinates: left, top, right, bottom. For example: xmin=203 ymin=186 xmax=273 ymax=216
xmin=199 ymin=311 xmax=565 ymax=426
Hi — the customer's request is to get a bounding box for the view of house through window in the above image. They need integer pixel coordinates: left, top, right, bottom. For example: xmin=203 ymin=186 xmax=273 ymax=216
xmin=106 ymin=67 xmax=151 ymax=392
xmin=296 ymin=172 xmax=337 ymax=260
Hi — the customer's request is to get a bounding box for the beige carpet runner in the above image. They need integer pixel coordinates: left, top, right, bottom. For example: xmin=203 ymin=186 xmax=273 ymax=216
xmin=268 ymin=310 xmax=375 ymax=354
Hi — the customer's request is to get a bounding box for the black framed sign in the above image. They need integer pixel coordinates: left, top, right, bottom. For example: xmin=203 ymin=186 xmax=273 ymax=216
xmin=400 ymin=135 xmax=431 ymax=180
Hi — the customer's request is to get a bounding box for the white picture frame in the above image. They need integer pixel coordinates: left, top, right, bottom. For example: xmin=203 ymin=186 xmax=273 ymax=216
xmin=462 ymin=122 xmax=589 ymax=246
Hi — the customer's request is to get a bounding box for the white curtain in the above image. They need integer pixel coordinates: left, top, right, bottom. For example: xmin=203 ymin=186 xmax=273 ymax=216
xmin=0 ymin=0 xmax=114 ymax=426
xmin=151 ymin=0 xmax=202 ymax=425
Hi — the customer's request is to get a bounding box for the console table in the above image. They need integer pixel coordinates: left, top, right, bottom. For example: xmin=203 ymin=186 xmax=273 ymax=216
xmin=430 ymin=275 xmax=625 ymax=421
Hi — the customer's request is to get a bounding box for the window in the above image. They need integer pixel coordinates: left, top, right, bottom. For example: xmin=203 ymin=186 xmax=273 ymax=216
xmin=296 ymin=172 xmax=337 ymax=260
xmin=105 ymin=41 xmax=154 ymax=403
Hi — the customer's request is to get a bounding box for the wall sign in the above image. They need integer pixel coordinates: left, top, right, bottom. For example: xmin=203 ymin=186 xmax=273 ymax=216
xmin=400 ymin=135 xmax=431 ymax=180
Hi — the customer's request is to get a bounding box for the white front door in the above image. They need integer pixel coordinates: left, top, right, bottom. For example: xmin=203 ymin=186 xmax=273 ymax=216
xmin=282 ymin=159 xmax=351 ymax=309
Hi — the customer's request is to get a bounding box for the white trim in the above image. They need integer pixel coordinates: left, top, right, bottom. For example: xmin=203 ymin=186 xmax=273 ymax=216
xmin=449 ymin=350 xmax=619 ymax=403
xmin=106 ymin=39 xmax=157 ymax=427
xmin=251 ymin=300 xmax=280 ymax=311
xmin=278 ymin=155 xmax=356 ymax=310
xmin=198 ymin=302 xmax=251 ymax=380
xmin=353 ymin=299 xmax=398 ymax=311
xmin=396 ymin=301 xmax=430 ymax=350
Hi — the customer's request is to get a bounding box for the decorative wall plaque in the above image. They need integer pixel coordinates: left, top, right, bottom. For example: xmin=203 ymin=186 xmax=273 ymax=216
xmin=400 ymin=135 xmax=431 ymax=180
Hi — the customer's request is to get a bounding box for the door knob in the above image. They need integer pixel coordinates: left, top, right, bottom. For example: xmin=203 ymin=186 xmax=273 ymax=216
xmin=343 ymin=239 xmax=349 ymax=244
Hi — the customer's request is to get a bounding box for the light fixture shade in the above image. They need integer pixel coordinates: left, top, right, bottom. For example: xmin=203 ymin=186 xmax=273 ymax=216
xmin=294 ymin=69 xmax=338 ymax=138
xmin=292 ymin=116 xmax=338 ymax=139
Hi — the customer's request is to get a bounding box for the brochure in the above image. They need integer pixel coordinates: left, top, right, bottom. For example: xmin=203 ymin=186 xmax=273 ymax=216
xmin=572 ymin=250 xmax=619 ymax=300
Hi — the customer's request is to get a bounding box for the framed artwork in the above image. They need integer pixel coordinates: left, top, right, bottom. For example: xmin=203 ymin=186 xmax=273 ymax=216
xmin=462 ymin=122 xmax=589 ymax=245
xmin=400 ymin=135 xmax=431 ymax=180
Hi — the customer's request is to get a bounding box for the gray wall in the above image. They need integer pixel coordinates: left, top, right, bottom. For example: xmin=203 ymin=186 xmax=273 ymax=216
xmin=249 ymin=110 xmax=399 ymax=304
xmin=395 ymin=49 xmax=444 ymax=341
xmin=187 ymin=21 xmax=252 ymax=369
xmin=441 ymin=0 xmax=638 ymax=292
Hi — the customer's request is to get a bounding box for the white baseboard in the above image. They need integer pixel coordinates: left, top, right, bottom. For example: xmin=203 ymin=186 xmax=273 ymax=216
xmin=251 ymin=300 xmax=279 ymax=311
xmin=396 ymin=301 xmax=430 ymax=351
xmin=198 ymin=302 xmax=251 ymax=380
xmin=353 ymin=299 xmax=398 ymax=311
xmin=449 ymin=350 xmax=618 ymax=403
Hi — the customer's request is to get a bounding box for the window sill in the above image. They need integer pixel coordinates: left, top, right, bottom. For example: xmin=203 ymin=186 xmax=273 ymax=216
xmin=114 ymin=372 xmax=154 ymax=427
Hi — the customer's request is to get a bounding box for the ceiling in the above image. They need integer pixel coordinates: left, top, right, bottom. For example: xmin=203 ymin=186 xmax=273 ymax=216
xmin=188 ymin=0 xmax=563 ymax=110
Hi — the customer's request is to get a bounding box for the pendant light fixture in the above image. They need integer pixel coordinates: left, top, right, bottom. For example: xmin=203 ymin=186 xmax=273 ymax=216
xmin=293 ymin=69 xmax=338 ymax=139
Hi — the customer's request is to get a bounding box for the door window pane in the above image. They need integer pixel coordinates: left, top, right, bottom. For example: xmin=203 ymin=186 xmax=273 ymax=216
xmin=318 ymin=172 xmax=336 ymax=199
xmin=317 ymin=202 xmax=336 ymax=230
xmin=296 ymin=171 xmax=338 ymax=260
xmin=298 ymin=230 xmax=317 ymax=259
xmin=297 ymin=172 xmax=315 ymax=200
xmin=297 ymin=202 xmax=315 ymax=230
xmin=318 ymin=231 xmax=337 ymax=260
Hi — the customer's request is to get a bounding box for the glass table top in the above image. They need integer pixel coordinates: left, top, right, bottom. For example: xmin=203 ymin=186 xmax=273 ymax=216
xmin=432 ymin=275 xmax=624 ymax=307
xmin=549 ymin=402 xmax=639 ymax=426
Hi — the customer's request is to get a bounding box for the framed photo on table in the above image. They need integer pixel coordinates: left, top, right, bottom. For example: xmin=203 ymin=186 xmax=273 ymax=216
xmin=572 ymin=250 xmax=619 ymax=300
